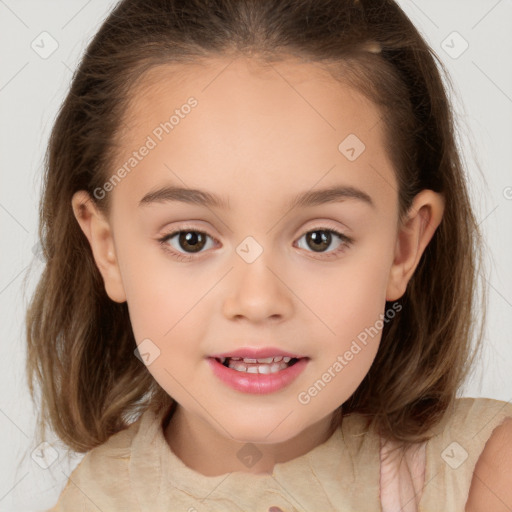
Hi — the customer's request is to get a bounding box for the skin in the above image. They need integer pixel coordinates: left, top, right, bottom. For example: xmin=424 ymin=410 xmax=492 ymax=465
xmin=465 ymin=417 xmax=512 ymax=511
xmin=72 ymin=56 xmax=444 ymax=476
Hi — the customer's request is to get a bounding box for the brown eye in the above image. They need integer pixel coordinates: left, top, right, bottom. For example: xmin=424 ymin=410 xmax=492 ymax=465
xmin=176 ymin=231 xmax=207 ymax=253
xmin=159 ymin=229 xmax=216 ymax=258
xmin=296 ymin=228 xmax=352 ymax=257
xmin=305 ymin=230 xmax=333 ymax=252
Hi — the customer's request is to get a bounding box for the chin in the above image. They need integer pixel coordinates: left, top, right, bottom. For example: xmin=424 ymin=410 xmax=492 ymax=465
xmin=222 ymin=418 xmax=304 ymax=445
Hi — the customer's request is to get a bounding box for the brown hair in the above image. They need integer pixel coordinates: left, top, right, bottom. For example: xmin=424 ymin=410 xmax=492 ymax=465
xmin=26 ymin=0 xmax=485 ymax=453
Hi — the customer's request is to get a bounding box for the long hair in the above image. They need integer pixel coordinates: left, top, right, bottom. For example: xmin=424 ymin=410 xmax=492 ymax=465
xmin=26 ymin=0 xmax=485 ymax=452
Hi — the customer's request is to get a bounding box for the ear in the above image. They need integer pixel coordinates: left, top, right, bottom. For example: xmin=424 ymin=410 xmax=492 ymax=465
xmin=71 ymin=191 xmax=127 ymax=303
xmin=386 ymin=190 xmax=445 ymax=301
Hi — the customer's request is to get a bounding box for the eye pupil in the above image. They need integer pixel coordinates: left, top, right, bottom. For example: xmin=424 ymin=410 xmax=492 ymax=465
xmin=179 ymin=231 xmax=206 ymax=252
xmin=307 ymin=230 xmax=331 ymax=252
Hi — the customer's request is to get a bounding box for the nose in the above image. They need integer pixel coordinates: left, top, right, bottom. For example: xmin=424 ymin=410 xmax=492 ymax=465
xmin=221 ymin=251 xmax=294 ymax=324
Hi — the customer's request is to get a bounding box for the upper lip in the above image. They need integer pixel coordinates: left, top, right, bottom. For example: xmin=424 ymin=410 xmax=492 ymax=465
xmin=209 ymin=347 xmax=308 ymax=359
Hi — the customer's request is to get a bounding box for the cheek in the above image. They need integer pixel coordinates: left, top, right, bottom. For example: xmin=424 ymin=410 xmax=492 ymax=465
xmin=309 ymin=243 xmax=394 ymax=341
xmin=120 ymin=249 xmax=211 ymax=391
xmin=115 ymin=235 xmax=199 ymax=341
xmin=305 ymin=238 xmax=395 ymax=388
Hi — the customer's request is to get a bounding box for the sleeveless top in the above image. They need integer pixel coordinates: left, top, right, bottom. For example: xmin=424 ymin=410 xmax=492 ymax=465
xmin=47 ymin=397 xmax=512 ymax=511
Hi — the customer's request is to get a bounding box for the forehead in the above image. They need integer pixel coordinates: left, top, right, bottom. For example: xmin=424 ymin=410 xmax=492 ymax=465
xmin=111 ymin=56 xmax=398 ymax=214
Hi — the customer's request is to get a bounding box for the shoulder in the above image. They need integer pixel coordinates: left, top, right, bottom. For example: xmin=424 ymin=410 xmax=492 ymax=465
xmin=419 ymin=397 xmax=512 ymax=511
xmin=436 ymin=397 xmax=512 ymax=465
xmin=430 ymin=396 xmax=512 ymax=447
xmin=46 ymin=416 xmax=143 ymax=512
xmin=443 ymin=396 xmax=512 ymax=432
xmin=465 ymin=412 xmax=512 ymax=511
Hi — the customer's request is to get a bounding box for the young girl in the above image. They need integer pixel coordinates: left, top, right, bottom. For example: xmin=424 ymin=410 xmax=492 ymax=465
xmin=26 ymin=0 xmax=512 ymax=510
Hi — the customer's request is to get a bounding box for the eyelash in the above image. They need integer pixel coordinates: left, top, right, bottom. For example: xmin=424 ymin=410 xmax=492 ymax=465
xmin=157 ymin=224 xmax=353 ymax=262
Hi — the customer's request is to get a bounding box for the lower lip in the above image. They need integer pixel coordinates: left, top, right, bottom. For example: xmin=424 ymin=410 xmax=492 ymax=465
xmin=207 ymin=357 xmax=309 ymax=394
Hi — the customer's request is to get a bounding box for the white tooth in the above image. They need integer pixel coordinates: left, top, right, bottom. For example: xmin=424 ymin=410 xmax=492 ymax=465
xmin=273 ymin=356 xmax=283 ymax=362
xmin=231 ymin=362 xmax=248 ymax=372
xmin=283 ymin=356 xmax=291 ymax=363
xmin=243 ymin=358 xmax=258 ymax=363
xmin=227 ymin=360 xmax=291 ymax=373
xmin=257 ymin=357 xmax=274 ymax=364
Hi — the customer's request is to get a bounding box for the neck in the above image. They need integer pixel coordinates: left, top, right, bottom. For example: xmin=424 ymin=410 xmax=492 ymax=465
xmin=163 ymin=403 xmax=337 ymax=476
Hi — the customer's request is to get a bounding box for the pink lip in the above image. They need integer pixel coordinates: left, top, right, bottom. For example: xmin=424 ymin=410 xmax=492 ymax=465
xmin=209 ymin=347 xmax=306 ymax=359
xmin=207 ymin=356 xmax=309 ymax=394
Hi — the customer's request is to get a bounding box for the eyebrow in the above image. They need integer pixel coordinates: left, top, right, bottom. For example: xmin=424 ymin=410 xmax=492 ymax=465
xmin=138 ymin=184 xmax=375 ymax=210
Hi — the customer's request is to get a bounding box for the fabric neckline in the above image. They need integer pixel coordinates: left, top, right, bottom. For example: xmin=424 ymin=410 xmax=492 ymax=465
xmin=129 ymin=402 xmax=380 ymax=502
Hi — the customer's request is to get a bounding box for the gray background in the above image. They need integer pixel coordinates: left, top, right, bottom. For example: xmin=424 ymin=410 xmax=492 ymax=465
xmin=1 ymin=0 xmax=511 ymax=510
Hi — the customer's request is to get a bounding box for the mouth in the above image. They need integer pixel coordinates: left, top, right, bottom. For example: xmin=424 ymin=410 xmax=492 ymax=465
xmin=207 ymin=354 xmax=310 ymax=394
xmin=214 ymin=355 xmax=303 ymax=374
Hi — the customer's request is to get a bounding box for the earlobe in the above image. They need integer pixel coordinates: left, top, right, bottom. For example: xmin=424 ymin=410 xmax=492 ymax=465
xmin=71 ymin=191 xmax=127 ymax=303
xmin=386 ymin=190 xmax=445 ymax=301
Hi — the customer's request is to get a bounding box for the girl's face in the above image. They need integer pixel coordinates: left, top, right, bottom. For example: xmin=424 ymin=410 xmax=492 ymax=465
xmin=74 ymin=56 xmax=443 ymax=470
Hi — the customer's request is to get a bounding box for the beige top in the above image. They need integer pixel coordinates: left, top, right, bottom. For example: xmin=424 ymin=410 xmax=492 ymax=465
xmin=47 ymin=397 xmax=512 ymax=511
